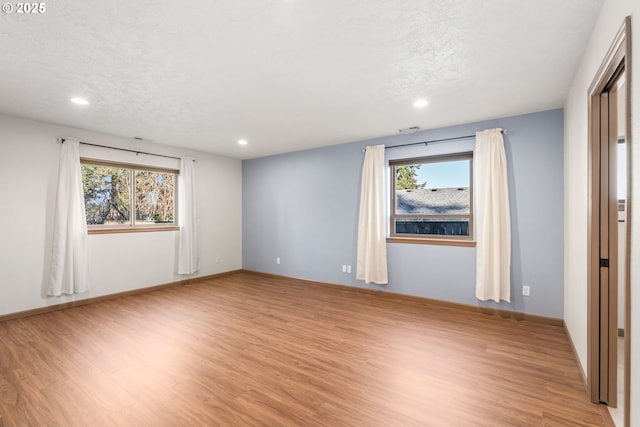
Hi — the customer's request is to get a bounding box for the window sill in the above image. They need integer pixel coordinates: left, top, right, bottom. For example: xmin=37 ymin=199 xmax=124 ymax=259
xmin=387 ymin=237 xmax=476 ymax=247
xmin=88 ymin=226 xmax=180 ymax=235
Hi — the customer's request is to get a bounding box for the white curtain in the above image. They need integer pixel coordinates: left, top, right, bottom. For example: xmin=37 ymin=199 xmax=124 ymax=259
xmin=475 ymin=128 xmax=511 ymax=302
xmin=48 ymin=138 xmax=89 ymax=296
xmin=177 ymin=157 xmax=200 ymax=275
xmin=356 ymin=144 xmax=388 ymax=285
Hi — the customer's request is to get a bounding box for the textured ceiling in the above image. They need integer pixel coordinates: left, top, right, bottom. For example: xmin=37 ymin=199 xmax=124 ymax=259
xmin=0 ymin=0 xmax=603 ymax=159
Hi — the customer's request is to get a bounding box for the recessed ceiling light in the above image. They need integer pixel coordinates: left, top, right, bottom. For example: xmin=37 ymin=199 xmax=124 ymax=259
xmin=237 ymin=139 xmax=248 ymax=145
xmin=71 ymin=97 xmax=89 ymax=105
xmin=413 ymin=99 xmax=429 ymax=108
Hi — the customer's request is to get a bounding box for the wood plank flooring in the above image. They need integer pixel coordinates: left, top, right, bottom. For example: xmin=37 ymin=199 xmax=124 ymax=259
xmin=0 ymin=272 xmax=607 ymax=426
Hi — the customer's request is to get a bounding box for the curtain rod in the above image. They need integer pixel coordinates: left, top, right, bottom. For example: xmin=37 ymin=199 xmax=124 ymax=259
xmin=369 ymin=128 xmax=507 ymax=152
xmin=57 ymin=138 xmax=189 ymax=161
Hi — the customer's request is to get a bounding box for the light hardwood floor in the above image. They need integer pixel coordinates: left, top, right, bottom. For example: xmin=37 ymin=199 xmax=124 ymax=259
xmin=0 ymin=272 xmax=608 ymax=426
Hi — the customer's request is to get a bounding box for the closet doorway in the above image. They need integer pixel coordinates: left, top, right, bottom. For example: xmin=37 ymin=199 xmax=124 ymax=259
xmin=587 ymin=16 xmax=631 ymax=427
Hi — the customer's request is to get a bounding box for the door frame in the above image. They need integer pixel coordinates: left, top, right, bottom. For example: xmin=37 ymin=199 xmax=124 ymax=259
xmin=587 ymin=15 xmax=631 ymax=425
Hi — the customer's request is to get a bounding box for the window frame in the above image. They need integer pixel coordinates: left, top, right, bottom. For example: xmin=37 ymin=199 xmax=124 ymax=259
xmin=81 ymin=158 xmax=179 ymax=234
xmin=389 ymin=152 xmax=475 ymax=247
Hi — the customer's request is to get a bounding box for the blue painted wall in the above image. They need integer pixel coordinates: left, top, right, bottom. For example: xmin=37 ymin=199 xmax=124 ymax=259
xmin=242 ymin=109 xmax=564 ymax=318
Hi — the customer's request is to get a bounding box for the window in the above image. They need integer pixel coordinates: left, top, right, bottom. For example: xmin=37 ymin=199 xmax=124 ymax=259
xmin=81 ymin=160 xmax=178 ymax=233
xmin=390 ymin=152 xmax=473 ymax=244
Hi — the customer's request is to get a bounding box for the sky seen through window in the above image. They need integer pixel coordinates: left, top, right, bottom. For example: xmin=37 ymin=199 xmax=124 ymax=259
xmin=414 ymin=159 xmax=469 ymax=189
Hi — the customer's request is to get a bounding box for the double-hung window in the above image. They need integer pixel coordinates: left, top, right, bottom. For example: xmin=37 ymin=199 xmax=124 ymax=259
xmin=389 ymin=152 xmax=474 ymax=245
xmin=81 ymin=160 xmax=178 ymax=233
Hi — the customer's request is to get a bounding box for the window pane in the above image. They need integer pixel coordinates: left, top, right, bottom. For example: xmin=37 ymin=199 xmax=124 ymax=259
xmin=82 ymin=165 xmax=131 ymax=225
xmin=392 ymin=155 xmax=472 ymax=240
xmin=395 ymin=160 xmax=470 ymax=215
xmin=135 ymin=171 xmax=175 ymax=224
xmin=395 ymin=218 xmax=470 ymax=236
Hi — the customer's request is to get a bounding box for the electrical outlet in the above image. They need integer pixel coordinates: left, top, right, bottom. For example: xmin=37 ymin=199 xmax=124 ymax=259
xmin=215 ymin=256 xmax=220 ymax=264
xmin=276 ymin=257 xmax=281 ymax=265
xmin=523 ymin=285 xmax=531 ymax=296
xmin=347 ymin=265 xmax=352 ymax=273
xmin=342 ymin=265 xmax=347 ymax=273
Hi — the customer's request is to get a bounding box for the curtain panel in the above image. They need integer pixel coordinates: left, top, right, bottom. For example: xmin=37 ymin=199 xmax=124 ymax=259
xmin=475 ymin=128 xmax=511 ymax=302
xmin=356 ymin=144 xmax=388 ymax=285
xmin=177 ymin=157 xmax=200 ymax=275
xmin=48 ymin=138 xmax=89 ymax=296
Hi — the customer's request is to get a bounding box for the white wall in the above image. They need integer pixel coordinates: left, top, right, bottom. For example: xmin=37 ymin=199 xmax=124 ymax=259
xmin=0 ymin=114 xmax=242 ymax=316
xmin=564 ymin=0 xmax=639 ymax=424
